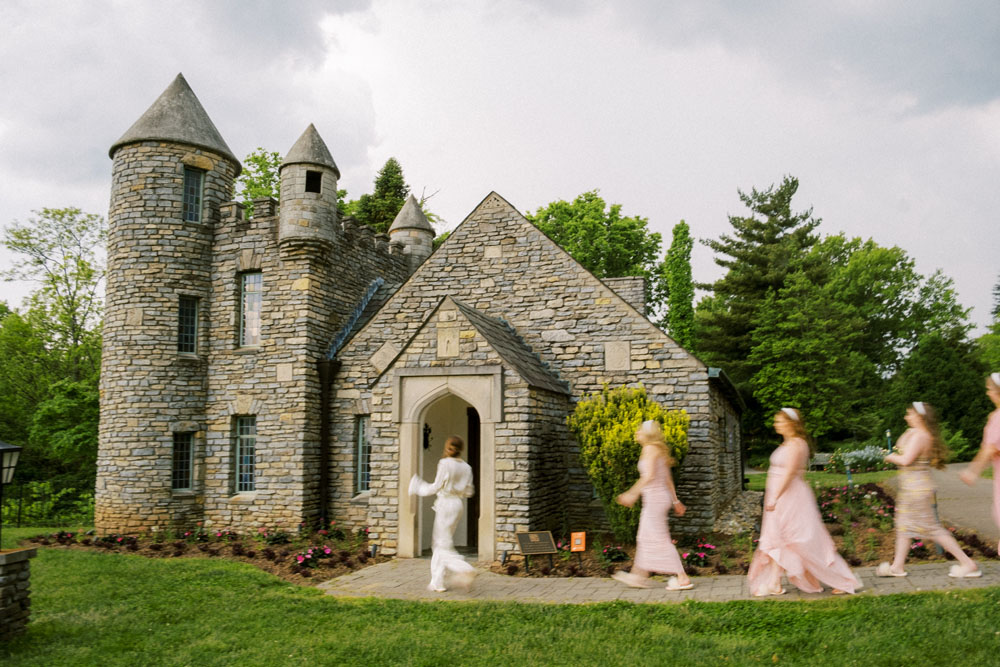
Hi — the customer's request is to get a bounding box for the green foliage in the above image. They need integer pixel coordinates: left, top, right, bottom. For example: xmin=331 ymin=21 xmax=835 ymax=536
xmin=665 ymin=220 xmax=694 ymax=348
xmin=941 ymin=423 xmax=974 ymax=463
xmin=748 ymin=272 xmax=876 ymax=437
xmin=881 ymin=333 xmax=990 ymax=442
xmin=695 ymin=176 xmax=821 ymax=390
xmin=527 ymin=190 xmax=667 ymax=316
xmin=29 ymin=379 xmax=100 ymax=490
xmin=827 ymin=445 xmax=893 ymax=473
xmin=432 ymin=230 xmax=451 ymax=250
xmin=976 ymin=331 xmax=1000 ymax=372
xmin=567 ymin=385 xmax=688 ymax=542
xmin=0 ymin=481 xmax=94 ymax=527
xmin=351 ymin=157 xmax=410 ymax=234
xmin=236 ymin=147 xmax=282 ymax=214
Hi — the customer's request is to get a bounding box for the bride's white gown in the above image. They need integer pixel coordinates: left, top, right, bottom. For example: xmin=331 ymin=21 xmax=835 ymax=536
xmin=409 ymin=456 xmax=477 ymax=591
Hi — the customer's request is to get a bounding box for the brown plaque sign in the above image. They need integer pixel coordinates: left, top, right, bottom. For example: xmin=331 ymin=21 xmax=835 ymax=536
xmin=515 ymin=531 xmax=557 ymax=555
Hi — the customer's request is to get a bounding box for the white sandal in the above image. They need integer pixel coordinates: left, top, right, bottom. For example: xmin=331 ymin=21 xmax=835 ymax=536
xmin=948 ymin=563 xmax=982 ymax=578
xmin=876 ymin=562 xmax=907 ymax=577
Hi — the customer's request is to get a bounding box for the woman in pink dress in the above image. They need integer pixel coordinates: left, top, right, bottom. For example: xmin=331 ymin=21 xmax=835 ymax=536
xmin=748 ymin=408 xmax=861 ymax=596
xmin=960 ymin=373 xmax=1000 ymax=554
xmin=879 ymin=401 xmax=979 ymax=578
xmin=612 ymin=420 xmax=693 ymax=591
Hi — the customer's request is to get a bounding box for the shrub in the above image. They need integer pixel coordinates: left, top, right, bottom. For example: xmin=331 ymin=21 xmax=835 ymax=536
xmin=941 ymin=423 xmax=974 ymax=462
xmin=569 ymin=385 xmax=689 ymax=542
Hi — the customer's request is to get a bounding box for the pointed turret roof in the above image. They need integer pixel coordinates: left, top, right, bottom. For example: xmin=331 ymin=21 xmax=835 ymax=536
xmin=282 ymin=124 xmax=340 ymax=178
xmin=109 ymin=73 xmax=240 ymax=173
xmin=388 ymin=194 xmax=434 ymax=233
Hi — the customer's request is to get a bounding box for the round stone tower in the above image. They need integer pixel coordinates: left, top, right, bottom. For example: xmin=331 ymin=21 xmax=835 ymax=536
xmin=388 ymin=194 xmax=435 ymax=273
xmin=278 ymin=124 xmax=341 ymax=247
xmin=97 ymin=73 xmax=241 ymax=533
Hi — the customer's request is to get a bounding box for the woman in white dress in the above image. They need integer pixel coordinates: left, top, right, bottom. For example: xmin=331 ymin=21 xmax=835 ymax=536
xmin=409 ymin=435 xmax=477 ymax=592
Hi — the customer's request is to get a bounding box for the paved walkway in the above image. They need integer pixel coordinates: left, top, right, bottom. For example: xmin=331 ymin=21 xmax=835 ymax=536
xmin=319 ymin=557 xmax=1000 ymax=604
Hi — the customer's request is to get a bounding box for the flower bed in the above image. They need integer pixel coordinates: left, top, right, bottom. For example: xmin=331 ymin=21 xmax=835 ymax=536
xmin=21 ymin=521 xmax=387 ymax=586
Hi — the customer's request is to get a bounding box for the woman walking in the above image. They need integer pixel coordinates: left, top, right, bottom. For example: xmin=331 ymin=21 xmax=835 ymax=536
xmin=748 ymin=408 xmax=861 ymax=596
xmin=959 ymin=373 xmax=1000 ymax=553
xmin=409 ymin=435 xmax=477 ymax=592
xmin=879 ymin=402 xmax=980 ymax=578
xmin=613 ymin=420 xmax=693 ymax=591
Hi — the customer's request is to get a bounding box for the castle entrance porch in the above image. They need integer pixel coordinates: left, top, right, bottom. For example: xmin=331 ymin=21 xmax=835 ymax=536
xmin=393 ymin=367 xmax=501 ymax=563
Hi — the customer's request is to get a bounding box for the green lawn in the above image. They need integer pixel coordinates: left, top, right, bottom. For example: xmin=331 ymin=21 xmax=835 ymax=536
xmin=746 ymin=469 xmax=898 ymax=492
xmin=2 ymin=527 xmax=1000 ymax=665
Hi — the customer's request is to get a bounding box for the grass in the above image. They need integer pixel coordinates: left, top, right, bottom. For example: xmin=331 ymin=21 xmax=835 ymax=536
xmin=3 ymin=527 xmax=1000 ymax=665
xmin=746 ymin=470 xmax=898 ymax=492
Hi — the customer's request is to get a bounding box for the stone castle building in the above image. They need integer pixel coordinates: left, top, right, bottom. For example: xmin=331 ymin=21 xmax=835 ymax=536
xmin=96 ymin=74 xmax=744 ymax=561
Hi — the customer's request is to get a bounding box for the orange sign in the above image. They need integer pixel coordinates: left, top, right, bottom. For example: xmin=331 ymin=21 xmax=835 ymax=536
xmin=570 ymin=531 xmax=586 ymax=552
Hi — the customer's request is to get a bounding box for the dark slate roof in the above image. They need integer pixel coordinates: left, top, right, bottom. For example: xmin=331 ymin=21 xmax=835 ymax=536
xmin=327 ymin=279 xmax=401 ymax=358
xmin=388 ymin=194 xmax=434 ymax=233
xmin=109 ymin=73 xmax=240 ymax=173
xmin=282 ymin=124 xmax=341 ymax=178
xmin=450 ymin=298 xmax=569 ymax=394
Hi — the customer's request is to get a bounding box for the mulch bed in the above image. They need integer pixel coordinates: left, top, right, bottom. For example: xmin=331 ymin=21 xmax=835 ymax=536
xmin=21 ymin=530 xmax=390 ymax=587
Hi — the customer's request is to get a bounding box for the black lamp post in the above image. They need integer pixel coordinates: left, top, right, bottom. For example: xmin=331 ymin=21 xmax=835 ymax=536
xmin=0 ymin=440 xmax=23 ymax=550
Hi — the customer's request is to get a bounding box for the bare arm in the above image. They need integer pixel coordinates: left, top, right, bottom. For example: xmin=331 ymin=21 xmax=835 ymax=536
xmin=617 ymin=446 xmax=657 ymax=507
xmin=664 ymin=462 xmax=686 ymax=516
xmin=960 ymin=415 xmax=999 ymax=484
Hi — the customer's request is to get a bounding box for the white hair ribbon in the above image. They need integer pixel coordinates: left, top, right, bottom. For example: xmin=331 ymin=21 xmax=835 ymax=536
xmin=781 ymin=407 xmax=799 ymax=421
xmin=912 ymin=401 xmax=926 ymax=416
xmin=991 ymin=372 xmax=1000 ymax=387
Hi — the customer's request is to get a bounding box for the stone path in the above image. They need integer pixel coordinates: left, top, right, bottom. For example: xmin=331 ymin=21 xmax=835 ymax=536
xmin=319 ymin=557 xmax=999 ymax=604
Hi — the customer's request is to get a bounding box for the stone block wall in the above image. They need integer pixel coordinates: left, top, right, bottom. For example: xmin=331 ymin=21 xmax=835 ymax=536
xmin=96 ymin=139 xmax=409 ymax=535
xmin=0 ymin=548 xmax=37 ymax=641
xmin=334 ymin=192 xmax=743 ymax=553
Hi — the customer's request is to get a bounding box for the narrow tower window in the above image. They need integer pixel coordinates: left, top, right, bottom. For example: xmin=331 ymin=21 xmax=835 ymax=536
xmin=172 ymin=432 xmax=194 ymax=490
xmin=356 ymin=415 xmax=371 ymax=493
xmin=177 ymin=296 xmax=198 ymax=353
xmin=235 ymin=416 xmax=257 ymax=493
xmin=182 ymin=167 xmax=204 ymax=222
xmin=240 ymin=272 xmax=262 ymax=346
xmin=305 ymin=170 xmax=322 ymax=193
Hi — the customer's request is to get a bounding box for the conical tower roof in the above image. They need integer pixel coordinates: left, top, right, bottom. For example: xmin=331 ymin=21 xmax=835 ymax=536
xmin=388 ymin=194 xmax=434 ymax=233
xmin=109 ymin=73 xmax=240 ymax=174
xmin=282 ymin=124 xmax=340 ymax=178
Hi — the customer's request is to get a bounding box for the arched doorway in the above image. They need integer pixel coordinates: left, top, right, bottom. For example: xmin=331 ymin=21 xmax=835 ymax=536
xmin=419 ymin=394 xmax=480 ymax=554
xmin=394 ymin=366 xmax=500 ymax=562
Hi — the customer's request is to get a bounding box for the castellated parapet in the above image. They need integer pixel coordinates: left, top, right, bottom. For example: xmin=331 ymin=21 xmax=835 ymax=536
xmin=96 ymin=76 xmax=410 ymax=535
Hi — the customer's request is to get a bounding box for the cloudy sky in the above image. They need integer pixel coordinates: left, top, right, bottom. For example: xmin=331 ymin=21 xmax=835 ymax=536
xmin=2 ymin=1 xmax=998 ymax=331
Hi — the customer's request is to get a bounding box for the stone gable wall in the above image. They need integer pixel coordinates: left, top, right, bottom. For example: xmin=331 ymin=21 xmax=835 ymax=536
xmin=334 ymin=193 xmax=742 ymax=547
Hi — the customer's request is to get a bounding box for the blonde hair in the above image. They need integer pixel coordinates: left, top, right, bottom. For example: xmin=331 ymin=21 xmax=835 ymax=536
xmin=911 ymin=403 xmax=949 ymax=470
xmin=443 ymin=435 xmax=464 ymax=458
xmin=636 ymin=420 xmax=676 ymax=466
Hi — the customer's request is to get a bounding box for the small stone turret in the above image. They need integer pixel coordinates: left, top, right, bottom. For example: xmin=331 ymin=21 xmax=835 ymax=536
xmin=278 ymin=124 xmax=340 ymax=247
xmin=388 ymin=194 xmax=435 ymax=272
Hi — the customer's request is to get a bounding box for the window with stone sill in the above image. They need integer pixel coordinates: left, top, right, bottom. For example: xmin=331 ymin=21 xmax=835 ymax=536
xmin=182 ymin=167 xmax=204 ymax=223
xmin=234 ymin=415 xmax=257 ymax=493
xmin=356 ymin=415 xmax=371 ymax=494
xmin=239 ymin=272 xmax=262 ymax=347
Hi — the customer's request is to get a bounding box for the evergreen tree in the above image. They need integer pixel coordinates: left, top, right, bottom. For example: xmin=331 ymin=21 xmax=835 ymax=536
xmin=664 ymin=220 xmax=694 ymax=348
xmin=695 ymin=176 xmax=821 ymax=389
xmin=992 ymin=272 xmax=1000 ymax=323
xmin=236 ymin=148 xmax=282 ymax=215
xmin=352 ymin=158 xmax=410 ymax=234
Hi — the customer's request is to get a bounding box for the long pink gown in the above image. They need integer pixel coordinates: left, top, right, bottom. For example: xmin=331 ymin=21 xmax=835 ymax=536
xmin=748 ymin=441 xmax=860 ymax=595
xmin=634 ymin=455 xmax=684 ymax=575
xmin=984 ymin=410 xmax=1000 ymax=533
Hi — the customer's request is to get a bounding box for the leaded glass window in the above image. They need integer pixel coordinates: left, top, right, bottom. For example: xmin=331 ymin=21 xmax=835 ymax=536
xmin=235 ymin=416 xmax=256 ymax=493
xmin=356 ymin=415 xmax=371 ymax=493
xmin=177 ymin=296 xmax=198 ymax=353
xmin=240 ymin=272 xmax=262 ymax=346
xmin=182 ymin=167 xmax=203 ymax=222
xmin=172 ymin=432 xmax=194 ymax=490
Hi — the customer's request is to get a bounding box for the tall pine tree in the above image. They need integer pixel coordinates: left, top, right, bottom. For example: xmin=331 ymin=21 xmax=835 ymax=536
xmin=665 ymin=220 xmax=694 ymax=348
xmin=351 ymin=157 xmax=410 ymax=234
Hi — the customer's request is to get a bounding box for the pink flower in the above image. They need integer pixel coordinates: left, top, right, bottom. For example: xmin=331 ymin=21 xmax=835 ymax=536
xmin=318 ymin=529 xmax=328 ymax=536
xmin=698 ymin=552 xmax=706 ymax=558
xmin=682 ymin=552 xmax=689 ymax=559
xmin=296 ymin=555 xmax=304 ymax=563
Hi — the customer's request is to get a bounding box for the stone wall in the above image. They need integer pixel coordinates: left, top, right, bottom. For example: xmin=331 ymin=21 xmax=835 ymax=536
xmin=334 ymin=192 xmax=742 ymax=552
xmin=603 ymin=276 xmax=646 ymax=314
xmin=97 ymin=138 xmax=409 ymax=535
xmin=0 ymin=548 xmax=37 ymax=641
